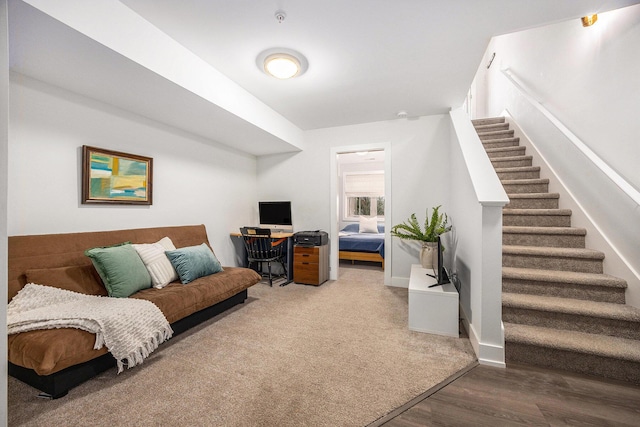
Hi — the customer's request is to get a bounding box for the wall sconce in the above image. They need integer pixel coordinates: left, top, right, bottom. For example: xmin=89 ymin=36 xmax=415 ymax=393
xmin=581 ymin=14 xmax=598 ymax=27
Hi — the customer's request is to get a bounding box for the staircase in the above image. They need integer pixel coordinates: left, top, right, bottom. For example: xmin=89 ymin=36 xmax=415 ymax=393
xmin=472 ymin=117 xmax=640 ymax=384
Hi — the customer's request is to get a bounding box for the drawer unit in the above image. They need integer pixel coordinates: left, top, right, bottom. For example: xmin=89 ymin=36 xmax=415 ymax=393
xmin=294 ymin=244 xmax=329 ymax=285
xmin=294 ymin=245 xmax=320 ymax=262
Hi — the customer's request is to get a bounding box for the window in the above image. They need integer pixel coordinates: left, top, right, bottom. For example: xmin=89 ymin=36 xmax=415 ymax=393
xmin=343 ymin=172 xmax=384 ymax=220
xmin=346 ymin=196 xmax=385 ymax=217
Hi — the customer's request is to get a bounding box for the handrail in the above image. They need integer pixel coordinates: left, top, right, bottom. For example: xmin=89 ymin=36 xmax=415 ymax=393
xmin=449 ymin=108 xmax=509 ymax=207
xmin=501 ymin=68 xmax=640 ymax=207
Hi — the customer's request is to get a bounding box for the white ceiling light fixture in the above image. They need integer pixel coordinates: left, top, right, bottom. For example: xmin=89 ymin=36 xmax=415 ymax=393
xmin=257 ymin=48 xmax=308 ymax=80
xmin=256 ymin=10 xmax=308 ymax=80
xmin=264 ymin=53 xmax=301 ymax=79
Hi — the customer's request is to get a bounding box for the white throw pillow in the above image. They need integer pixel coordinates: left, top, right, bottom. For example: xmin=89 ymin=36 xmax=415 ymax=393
xmin=133 ymin=237 xmax=178 ymax=289
xmin=359 ymin=216 xmax=378 ymax=233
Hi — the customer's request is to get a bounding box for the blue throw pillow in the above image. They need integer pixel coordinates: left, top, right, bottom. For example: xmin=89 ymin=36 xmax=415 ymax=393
xmin=165 ymin=243 xmax=223 ymax=284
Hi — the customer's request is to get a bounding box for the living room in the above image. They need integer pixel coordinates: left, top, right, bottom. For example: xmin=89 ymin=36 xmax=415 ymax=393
xmin=2 ymin=0 xmax=640 ymax=425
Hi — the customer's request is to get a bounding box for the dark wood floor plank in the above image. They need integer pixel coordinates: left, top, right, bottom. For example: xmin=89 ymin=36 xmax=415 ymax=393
xmin=429 ymin=389 xmax=548 ymax=426
xmin=537 ymin=401 xmax=638 ymax=427
xmin=384 ymin=403 xmax=433 ymax=427
xmin=561 ymin=372 xmax=640 ymax=411
xmin=382 ymin=363 xmax=640 ymax=427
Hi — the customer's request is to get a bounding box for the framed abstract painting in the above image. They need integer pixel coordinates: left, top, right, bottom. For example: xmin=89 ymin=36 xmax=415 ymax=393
xmin=82 ymin=145 xmax=153 ymax=205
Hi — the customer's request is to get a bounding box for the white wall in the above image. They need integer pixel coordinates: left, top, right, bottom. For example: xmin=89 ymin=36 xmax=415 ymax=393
xmin=1 ymin=0 xmax=9 ymax=423
xmin=473 ymin=4 xmax=640 ymax=307
xmin=257 ymin=115 xmax=451 ymax=286
xmin=480 ymin=4 xmax=640 ymax=191
xmin=8 ymin=74 xmax=258 ymax=265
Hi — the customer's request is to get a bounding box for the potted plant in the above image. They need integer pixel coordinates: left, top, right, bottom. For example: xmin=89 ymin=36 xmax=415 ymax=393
xmin=390 ymin=205 xmax=451 ymax=269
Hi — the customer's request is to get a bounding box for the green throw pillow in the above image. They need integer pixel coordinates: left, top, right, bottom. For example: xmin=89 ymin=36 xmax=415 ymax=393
xmin=85 ymin=243 xmax=152 ymax=298
xmin=165 ymin=243 xmax=223 ymax=284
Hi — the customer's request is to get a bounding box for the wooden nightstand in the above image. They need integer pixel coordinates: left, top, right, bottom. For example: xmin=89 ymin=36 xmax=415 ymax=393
xmin=293 ymin=244 xmax=329 ymax=285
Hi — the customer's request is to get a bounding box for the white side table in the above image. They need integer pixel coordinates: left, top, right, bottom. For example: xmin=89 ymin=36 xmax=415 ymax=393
xmin=408 ymin=264 xmax=459 ymax=337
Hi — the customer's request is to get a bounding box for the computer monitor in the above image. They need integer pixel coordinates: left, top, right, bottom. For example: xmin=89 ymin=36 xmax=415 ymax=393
xmin=258 ymin=201 xmax=293 ymax=232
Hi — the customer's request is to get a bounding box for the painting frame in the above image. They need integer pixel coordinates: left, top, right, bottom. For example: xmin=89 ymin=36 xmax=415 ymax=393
xmin=82 ymin=145 xmax=153 ymax=205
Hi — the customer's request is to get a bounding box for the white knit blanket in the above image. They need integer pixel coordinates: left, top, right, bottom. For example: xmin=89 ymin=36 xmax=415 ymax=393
xmin=8 ymin=283 xmax=173 ymax=373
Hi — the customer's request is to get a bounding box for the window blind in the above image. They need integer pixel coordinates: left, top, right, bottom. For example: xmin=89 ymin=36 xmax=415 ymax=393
xmin=344 ymin=173 xmax=384 ymax=197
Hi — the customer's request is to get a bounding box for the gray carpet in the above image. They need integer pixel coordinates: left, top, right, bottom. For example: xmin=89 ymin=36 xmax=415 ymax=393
xmin=8 ymin=264 xmax=476 ymax=426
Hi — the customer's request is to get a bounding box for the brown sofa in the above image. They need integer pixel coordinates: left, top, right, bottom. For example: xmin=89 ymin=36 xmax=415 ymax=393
xmin=7 ymin=224 xmax=260 ymax=398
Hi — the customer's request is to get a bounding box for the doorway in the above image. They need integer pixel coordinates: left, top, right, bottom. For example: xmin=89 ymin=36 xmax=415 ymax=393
xmin=329 ymin=143 xmax=392 ymax=285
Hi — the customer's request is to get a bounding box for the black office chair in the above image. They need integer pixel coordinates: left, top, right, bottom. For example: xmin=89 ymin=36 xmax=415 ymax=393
xmin=239 ymin=227 xmax=288 ymax=287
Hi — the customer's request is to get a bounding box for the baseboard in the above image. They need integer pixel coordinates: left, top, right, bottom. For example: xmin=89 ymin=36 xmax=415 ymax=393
xmin=459 ymin=305 xmax=505 ymax=368
xmin=390 ymin=276 xmax=409 ymax=288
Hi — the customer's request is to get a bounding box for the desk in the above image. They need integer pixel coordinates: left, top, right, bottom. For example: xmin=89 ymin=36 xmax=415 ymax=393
xmin=408 ymin=264 xmax=459 ymax=337
xmin=230 ymin=232 xmax=294 ymax=285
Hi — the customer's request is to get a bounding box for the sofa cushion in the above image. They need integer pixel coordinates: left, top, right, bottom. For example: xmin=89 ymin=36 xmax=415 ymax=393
xmin=8 ymin=328 xmax=108 ymax=376
xmin=85 ymin=243 xmax=151 ymax=298
xmin=165 ymin=243 xmax=223 ymax=284
xmin=132 ymin=237 xmax=178 ymax=289
xmin=25 ymin=265 xmax=108 ymax=296
xmin=132 ymin=267 xmax=260 ymax=323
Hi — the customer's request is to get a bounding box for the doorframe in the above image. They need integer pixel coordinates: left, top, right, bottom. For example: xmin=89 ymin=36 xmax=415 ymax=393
xmin=329 ymin=142 xmax=392 ymax=285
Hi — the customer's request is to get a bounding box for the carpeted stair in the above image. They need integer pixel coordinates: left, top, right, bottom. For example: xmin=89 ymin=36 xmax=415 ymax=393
xmin=473 ymin=116 xmax=640 ymax=384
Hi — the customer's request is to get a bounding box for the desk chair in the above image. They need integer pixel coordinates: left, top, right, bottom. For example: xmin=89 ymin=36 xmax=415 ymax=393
xmin=239 ymin=227 xmax=288 ymax=287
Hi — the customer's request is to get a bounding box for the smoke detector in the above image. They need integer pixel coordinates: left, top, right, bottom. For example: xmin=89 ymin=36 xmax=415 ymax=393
xmin=275 ymin=10 xmax=286 ymax=23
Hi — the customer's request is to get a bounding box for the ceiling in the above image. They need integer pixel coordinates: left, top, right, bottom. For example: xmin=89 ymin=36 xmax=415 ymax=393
xmin=338 ymin=150 xmax=385 ymax=166
xmin=9 ymin=0 xmax=640 ymax=155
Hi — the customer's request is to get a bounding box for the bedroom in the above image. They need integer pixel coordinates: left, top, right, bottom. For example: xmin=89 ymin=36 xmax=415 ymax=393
xmin=337 ymin=150 xmax=386 ymax=272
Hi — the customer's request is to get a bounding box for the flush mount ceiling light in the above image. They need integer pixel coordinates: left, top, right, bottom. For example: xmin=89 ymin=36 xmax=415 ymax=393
xmin=264 ymin=53 xmax=301 ymax=79
xmin=257 ymin=48 xmax=308 ymax=79
xmin=581 ymin=14 xmax=598 ymax=27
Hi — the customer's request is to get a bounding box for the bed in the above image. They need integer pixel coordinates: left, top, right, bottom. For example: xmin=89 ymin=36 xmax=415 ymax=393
xmin=338 ymin=223 xmax=385 ymax=270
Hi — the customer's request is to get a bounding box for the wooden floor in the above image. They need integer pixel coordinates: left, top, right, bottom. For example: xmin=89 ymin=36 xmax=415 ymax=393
xmin=379 ymin=363 xmax=640 ymax=426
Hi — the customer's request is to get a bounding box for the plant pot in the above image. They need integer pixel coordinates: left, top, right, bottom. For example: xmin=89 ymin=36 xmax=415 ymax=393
xmin=420 ymin=242 xmax=437 ymax=270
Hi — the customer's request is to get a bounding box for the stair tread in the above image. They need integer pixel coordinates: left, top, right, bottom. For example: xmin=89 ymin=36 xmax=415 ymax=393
xmin=492 ymin=155 xmax=532 ymax=162
xmin=507 ymin=193 xmax=559 ymax=199
xmin=475 ymin=123 xmax=509 ymax=131
xmin=503 ymin=209 xmax=572 ymax=216
xmin=495 ymin=166 xmax=540 ymax=173
xmin=478 ymin=130 xmax=514 ymax=136
xmin=503 ymin=292 xmax=640 ymax=322
xmin=503 ymin=245 xmax=605 ymax=259
xmin=485 ymin=146 xmax=525 ymax=153
xmin=503 ymin=226 xmax=586 ymax=235
xmin=501 ymin=178 xmax=549 ymax=184
xmin=472 ymin=117 xmax=505 ymax=125
xmin=481 ymin=137 xmax=519 ymax=142
xmin=503 ymin=266 xmax=627 ymax=288
xmin=504 ymin=322 xmax=640 ymax=362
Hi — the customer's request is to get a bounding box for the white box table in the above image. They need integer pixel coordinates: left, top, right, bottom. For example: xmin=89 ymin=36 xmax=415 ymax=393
xmin=408 ymin=264 xmax=459 ymax=337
